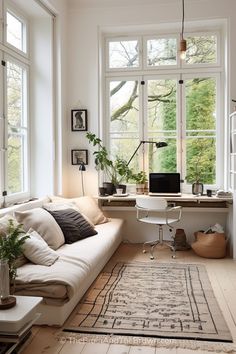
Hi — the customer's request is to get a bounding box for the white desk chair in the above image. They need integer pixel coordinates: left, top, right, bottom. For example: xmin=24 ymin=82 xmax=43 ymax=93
xmin=135 ymin=196 xmax=182 ymax=260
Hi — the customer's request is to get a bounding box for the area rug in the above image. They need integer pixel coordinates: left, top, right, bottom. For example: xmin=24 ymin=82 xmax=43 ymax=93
xmin=63 ymin=262 xmax=232 ymax=343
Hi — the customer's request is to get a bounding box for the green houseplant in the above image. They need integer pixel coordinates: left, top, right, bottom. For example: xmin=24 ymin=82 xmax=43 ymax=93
xmin=132 ymin=171 xmax=148 ymax=194
xmin=86 ymin=132 xmax=133 ymax=193
xmin=0 ymin=219 xmax=29 ymax=289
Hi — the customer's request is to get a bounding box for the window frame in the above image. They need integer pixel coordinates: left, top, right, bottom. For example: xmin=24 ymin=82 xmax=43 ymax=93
xmin=3 ymin=53 xmax=30 ymax=203
xmin=103 ymin=28 xmax=224 ymax=191
xmin=3 ymin=0 xmax=29 ymax=57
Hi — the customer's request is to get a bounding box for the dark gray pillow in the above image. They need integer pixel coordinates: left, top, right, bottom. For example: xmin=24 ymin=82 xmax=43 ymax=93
xmin=46 ymin=208 xmax=97 ymax=244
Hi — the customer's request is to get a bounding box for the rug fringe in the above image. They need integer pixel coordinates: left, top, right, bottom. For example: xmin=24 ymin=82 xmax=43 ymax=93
xmin=56 ymin=331 xmax=236 ymax=353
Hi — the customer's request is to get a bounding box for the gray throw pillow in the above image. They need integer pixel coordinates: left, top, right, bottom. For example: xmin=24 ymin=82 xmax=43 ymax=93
xmin=46 ymin=208 xmax=98 ymax=244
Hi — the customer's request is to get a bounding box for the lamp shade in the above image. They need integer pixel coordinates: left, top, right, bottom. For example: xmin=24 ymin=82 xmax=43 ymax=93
xmin=79 ymin=163 xmax=86 ymax=171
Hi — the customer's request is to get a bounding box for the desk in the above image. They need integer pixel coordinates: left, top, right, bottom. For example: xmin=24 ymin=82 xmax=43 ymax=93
xmin=97 ymin=193 xmax=232 ymax=211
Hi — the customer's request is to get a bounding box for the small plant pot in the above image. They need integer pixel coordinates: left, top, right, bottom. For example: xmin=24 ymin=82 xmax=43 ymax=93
xmin=136 ymin=183 xmax=145 ymax=194
xmin=103 ymin=182 xmax=114 ymax=195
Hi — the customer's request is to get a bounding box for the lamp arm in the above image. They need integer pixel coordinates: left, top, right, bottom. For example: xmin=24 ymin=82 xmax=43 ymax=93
xmin=127 ymin=141 xmax=144 ymax=166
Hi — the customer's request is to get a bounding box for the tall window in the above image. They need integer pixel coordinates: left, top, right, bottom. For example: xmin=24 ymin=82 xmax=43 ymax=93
xmin=104 ymin=31 xmax=222 ymax=190
xmin=0 ymin=2 xmax=29 ymax=203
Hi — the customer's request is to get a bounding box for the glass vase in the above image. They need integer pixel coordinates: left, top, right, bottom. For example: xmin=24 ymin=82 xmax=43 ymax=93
xmin=0 ymin=260 xmax=10 ymax=300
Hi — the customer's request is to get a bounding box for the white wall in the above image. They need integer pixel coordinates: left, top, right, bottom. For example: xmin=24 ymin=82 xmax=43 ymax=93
xmin=65 ymin=0 xmax=236 ymax=198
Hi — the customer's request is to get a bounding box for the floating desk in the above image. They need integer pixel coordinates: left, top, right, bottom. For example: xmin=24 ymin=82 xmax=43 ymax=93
xmin=97 ymin=193 xmax=232 ymax=211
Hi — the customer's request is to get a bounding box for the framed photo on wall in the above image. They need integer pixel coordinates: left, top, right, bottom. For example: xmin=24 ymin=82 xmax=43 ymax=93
xmin=71 ymin=149 xmax=88 ymax=165
xmin=71 ymin=109 xmax=88 ymax=131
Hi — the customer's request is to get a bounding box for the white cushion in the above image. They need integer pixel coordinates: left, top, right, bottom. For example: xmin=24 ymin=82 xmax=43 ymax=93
xmin=22 ymin=229 xmax=59 ymax=266
xmin=50 ymin=196 xmax=108 ymax=225
xmin=15 ymin=208 xmax=65 ymax=250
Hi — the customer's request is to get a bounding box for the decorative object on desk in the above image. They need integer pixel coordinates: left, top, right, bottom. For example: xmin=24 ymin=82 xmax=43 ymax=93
xmin=71 ymin=149 xmax=88 ymax=166
xmin=132 ymin=171 xmax=148 ymax=194
xmin=79 ymin=162 xmax=86 ymax=196
xmin=86 ymin=133 xmax=132 ymax=194
xmin=71 ymin=109 xmax=87 ymax=131
xmin=63 ymin=262 xmax=232 ymax=344
xmin=206 ymin=189 xmax=212 ymax=197
xmin=0 ymin=220 xmax=29 ymax=308
xmin=216 ymin=190 xmax=233 ymax=198
xmin=192 ymin=181 xmax=204 ymax=195
xmin=98 ymin=187 xmax=107 ymax=196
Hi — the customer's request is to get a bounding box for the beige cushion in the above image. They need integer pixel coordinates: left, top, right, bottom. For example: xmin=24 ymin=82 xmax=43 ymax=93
xmin=15 ymin=208 xmax=65 ymax=250
xmin=0 ymin=215 xmax=28 ymax=267
xmin=49 ymin=196 xmax=108 ymax=225
xmin=191 ymin=232 xmax=227 ymax=259
xmin=22 ymin=229 xmax=59 ymax=266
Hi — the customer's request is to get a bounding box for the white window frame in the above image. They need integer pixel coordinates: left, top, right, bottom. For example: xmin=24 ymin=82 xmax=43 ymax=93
xmin=3 ymin=53 xmax=30 ymax=203
xmin=3 ymin=0 xmax=29 ymax=57
xmin=104 ymin=28 xmax=224 ymax=191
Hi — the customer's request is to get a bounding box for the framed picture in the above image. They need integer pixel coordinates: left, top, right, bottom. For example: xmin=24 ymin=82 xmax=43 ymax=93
xmin=71 ymin=109 xmax=88 ymax=131
xmin=71 ymin=149 xmax=88 ymax=165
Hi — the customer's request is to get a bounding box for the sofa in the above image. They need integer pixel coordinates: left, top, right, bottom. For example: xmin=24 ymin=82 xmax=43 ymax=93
xmin=0 ymin=196 xmax=123 ymax=326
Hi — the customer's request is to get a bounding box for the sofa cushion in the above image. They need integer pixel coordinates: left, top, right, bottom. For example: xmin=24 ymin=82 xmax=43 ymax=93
xmin=22 ymin=229 xmax=59 ymax=266
xmin=47 ymin=208 xmax=97 ymax=244
xmin=15 ymin=208 xmax=65 ymax=250
xmin=50 ymin=196 xmax=108 ymax=225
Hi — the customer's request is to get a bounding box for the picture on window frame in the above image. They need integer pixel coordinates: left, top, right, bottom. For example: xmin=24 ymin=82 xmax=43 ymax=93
xmin=71 ymin=149 xmax=88 ymax=165
xmin=71 ymin=109 xmax=88 ymax=131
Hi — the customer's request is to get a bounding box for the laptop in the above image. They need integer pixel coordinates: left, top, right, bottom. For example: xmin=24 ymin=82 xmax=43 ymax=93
xmin=148 ymin=173 xmax=182 ymax=197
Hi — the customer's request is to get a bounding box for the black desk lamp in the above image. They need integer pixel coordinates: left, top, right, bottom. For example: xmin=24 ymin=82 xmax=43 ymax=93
xmin=79 ymin=162 xmax=86 ymax=196
xmin=127 ymin=140 xmax=168 ymax=166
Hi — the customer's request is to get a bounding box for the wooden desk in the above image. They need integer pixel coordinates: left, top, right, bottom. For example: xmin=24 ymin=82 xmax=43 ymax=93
xmin=97 ymin=194 xmax=232 ymax=210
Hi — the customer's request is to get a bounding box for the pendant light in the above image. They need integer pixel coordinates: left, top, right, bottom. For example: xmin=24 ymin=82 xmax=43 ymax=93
xmin=180 ymin=0 xmax=187 ymax=60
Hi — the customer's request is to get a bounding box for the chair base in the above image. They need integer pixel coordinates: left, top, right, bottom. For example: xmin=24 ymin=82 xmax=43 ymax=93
xmin=143 ymin=239 xmax=176 ymax=260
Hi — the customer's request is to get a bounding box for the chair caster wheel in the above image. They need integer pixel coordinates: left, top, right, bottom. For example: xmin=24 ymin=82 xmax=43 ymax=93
xmin=150 ymin=256 xmax=154 ymax=260
xmin=143 ymin=250 xmax=146 ymax=254
xmin=172 ymin=255 xmax=176 ymax=259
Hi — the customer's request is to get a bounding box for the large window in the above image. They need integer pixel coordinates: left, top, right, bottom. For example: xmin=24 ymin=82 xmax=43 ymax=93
xmin=0 ymin=2 xmax=29 ymax=203
xmin=104 ymin=31 xmax=222 ymax=190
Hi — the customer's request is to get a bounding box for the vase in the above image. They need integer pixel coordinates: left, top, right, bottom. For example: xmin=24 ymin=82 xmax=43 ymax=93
xmin=0 ymin=260 xmax=10 ymax=300
xmin=192 ymin=182 xmax=204 ymax=195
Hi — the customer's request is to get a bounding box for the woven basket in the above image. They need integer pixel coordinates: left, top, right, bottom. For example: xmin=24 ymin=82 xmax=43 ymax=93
xmin=191 ymin=232 xmax=226 ymax=258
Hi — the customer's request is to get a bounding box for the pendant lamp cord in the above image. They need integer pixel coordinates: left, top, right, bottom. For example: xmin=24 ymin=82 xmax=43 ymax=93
xmin=181 ymin=0 xmax=185 ymax=39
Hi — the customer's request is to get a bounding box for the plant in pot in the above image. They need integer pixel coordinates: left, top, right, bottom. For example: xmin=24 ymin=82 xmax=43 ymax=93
xmin=0 ymin=219 xmax=29 ymax=308
xmin=186 ymin=155 xmax=204 ymax=195
xmin=86 ymin=132 xmax=133 ymax=194
xmin=132 ymin=171 xmax=148 ymax=194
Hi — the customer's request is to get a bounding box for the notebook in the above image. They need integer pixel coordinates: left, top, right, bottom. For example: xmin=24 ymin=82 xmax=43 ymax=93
xmin=148 ymin=173 xmax=181 ymax=197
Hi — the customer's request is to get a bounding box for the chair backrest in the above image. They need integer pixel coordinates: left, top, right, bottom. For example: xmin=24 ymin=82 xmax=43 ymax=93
xmin=136 ymin=196 xmax=168 ymax=210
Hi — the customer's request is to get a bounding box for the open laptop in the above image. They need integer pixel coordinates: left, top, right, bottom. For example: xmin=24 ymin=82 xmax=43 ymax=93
xmin=148 ymin=173 xmax=182 ymax=197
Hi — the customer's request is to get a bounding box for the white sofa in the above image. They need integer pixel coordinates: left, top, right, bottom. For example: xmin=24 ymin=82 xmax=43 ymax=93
xmin=0 ymin=197 xmax=123 ymax=326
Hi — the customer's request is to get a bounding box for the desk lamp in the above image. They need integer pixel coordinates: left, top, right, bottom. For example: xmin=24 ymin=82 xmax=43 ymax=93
xmin=127 ymin=140 xmax=168 ymax=166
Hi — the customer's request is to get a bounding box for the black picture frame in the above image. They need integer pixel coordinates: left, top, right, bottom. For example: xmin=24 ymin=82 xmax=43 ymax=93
xmin=71 ymin=149 xmax=88 ymax=165
xmin=71 ymin=109 xmax=88 ymax=131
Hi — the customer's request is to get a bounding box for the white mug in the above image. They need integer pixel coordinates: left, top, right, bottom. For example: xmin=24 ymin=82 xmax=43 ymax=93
xmin=116 ymin=188 xmax=123 ymax=195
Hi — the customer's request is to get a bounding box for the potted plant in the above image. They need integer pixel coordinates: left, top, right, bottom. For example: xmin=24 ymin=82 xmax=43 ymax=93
xmin=132 ymin=171 xmax=148 ymax=194
xmin=0 ymin=219 xmax=29 ymax=304
xmin=186 ymin=155 xmax=204 ymax=195
xmin=86 ymin=132 xmax=132 ymax=194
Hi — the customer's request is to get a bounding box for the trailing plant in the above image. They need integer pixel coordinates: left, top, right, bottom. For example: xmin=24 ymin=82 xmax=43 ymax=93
xmin=86 ymin=132 xmax=133 ymax=185
xmin=0 ymin=219 xmax=29 ymax=282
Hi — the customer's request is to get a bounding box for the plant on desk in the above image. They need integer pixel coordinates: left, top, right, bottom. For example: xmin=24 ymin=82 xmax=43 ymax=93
xmin=86 ymin=132 xmax=133 ymax=194
xmin=132 ymin=171 xmax=148 ymax=194
xmin=0 ymin=220 xmax=29 ymax=307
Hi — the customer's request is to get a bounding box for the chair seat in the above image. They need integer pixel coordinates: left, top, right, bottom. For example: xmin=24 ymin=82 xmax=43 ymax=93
xmin=138 ymin=216 xmax=179 ymax=225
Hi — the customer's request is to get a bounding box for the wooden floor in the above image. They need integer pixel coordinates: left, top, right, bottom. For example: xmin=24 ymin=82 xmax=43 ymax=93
xmin=21 ymin=243 xmax=236 ymax=354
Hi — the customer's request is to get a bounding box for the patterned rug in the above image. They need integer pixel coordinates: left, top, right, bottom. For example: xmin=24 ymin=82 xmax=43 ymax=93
xmin=63 ymin=262 xmax=232 ymax=342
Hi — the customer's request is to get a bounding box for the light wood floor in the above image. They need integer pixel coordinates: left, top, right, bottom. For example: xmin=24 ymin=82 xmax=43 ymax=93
xmin=21 ymin=243 xmax=236 ymax=354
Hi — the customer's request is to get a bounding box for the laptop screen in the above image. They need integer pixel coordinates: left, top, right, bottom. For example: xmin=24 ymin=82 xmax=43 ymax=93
xmin=149 ymin=173 xmax=181 ymax=193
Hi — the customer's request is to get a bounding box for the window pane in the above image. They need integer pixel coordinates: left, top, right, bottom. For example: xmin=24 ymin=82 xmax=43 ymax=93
xmin=186 ymin=35 xmax=217 ymax=65
xmin=186 ymin=138 xmax=216 ymax=184
xmin=109 ymin=40 xmax=139 ymax=68
xmin=6 ymin=11 xmax=24 ymax=52
xmin=147 ymin=38 xmax=177 ymax=66
xmin=185 ymin=77 xmax=216 ymax=184
xmin=6 ymin=61 xmax=27 ymax=194
xmin=149 ymin=138 xmax=177 ymax=173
